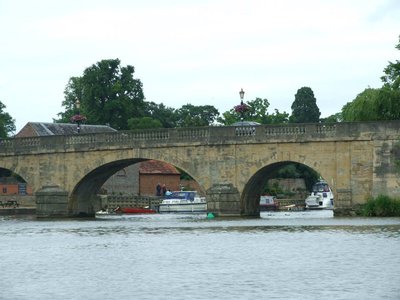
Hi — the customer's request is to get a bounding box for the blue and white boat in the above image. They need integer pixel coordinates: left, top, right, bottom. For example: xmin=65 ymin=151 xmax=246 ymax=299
xmin=158 ymin=191 xmax=206 ymax=213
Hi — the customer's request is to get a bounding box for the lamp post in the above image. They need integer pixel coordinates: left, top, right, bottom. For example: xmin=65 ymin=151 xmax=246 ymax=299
xmin=234 ymin=88 xmax=248 ymax=121
xmin=70 ymin=99 xmax=86 ymax=134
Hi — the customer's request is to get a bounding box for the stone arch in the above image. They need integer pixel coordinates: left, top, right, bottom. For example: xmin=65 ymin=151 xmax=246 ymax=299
xmin=69 ymin=157 xmax=208 ymax=216
xmin=241 ymin=160 xmax=334 ymax=216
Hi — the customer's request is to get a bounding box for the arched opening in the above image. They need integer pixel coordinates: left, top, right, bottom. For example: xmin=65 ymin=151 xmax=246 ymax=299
xmin=0 ymin=167 xmax=34 ymax=207
xmin=241 ymin=161 xmax=330 ymax=216
xmin=70 ymin=159 xmax=206 ymax=216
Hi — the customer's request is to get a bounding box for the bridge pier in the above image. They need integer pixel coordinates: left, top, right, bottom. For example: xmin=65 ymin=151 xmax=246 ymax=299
xmin=35 ymin=185 xmax=69 ymax=218
xmin=333 ymin=189 xmax=355 ymax=216
xmin=206 ymin=183 xmax=242 ymax=217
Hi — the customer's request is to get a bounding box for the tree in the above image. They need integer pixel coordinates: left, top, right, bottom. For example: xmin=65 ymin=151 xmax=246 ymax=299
xmin=218 ymin=97 xmax=289 ymax=125
xmin=0 ymin=101 xmax=15 ymax=138
xmin=290 ymin=87 xmax=321 ymax=123
xmin=143 ymin=101 xmax=178 ymax=128
xmin=127 ymin=117 xmax=162 ymax=129
xmin=175 ymin=104 xmax=219 ymax=127
xmin=321 ymin=112 xmax=342 ymax=123
xmin=341 ymin=88 xmax=380 ymax=121
xmin=381 ymin=35 xmax=400 ymax=90
xmin=342 ymin=36 xmax=400 ymax=122
xmin=57 ymin=59 xmax=145 ymax=130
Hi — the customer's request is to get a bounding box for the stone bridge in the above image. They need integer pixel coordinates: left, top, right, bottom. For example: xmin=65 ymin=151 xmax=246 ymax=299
xmin=0 ymin=121 xmax=399 ymax=217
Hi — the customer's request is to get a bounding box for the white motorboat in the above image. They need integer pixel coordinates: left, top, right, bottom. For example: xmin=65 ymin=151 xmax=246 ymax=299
xmin=158 ymin=191 xmax=206 ymax=213
xmin=305 ymin=180 xmax=334 ymax=210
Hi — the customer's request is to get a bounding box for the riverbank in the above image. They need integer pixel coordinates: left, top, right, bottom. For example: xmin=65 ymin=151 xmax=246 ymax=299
xmin=0 ymin=207 xmax=36 ymax=215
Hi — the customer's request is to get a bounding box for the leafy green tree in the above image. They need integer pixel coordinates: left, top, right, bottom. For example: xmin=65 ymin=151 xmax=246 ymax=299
xmin=381 ymin=35 xmax=400 ymax=90
xmin=57 ymin=59 xmax=145 ymax=130
xmin=127 ymin=117 xmax=162 ymax=129
xmin=341 ymin=88 xmax=380 ymax=121
xmin=343 ymin=36 xmax=400 ymax=122
xmin=218 ymin=97 xmax=289 ymax=125
xmin=290 ymin=87 xmax=321 ymax=123
xmin=176 ymin=104 xmax=219 ymax=127
xmin=143 ymin=101 xmax=178 ymax=128
xmin=0 ymin=101 xmax=15 ymax=138
xmin=342 ymin=87 xmax=400 ymax=121
xmin=320 ymin=112 xmax=342 ymax=123
xmin=268 ymin=109 xmax=290 ymax=124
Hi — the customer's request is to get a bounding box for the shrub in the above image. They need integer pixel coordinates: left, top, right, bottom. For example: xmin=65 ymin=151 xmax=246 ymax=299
xmin=360 ymin=195 xmax=400 ymax=217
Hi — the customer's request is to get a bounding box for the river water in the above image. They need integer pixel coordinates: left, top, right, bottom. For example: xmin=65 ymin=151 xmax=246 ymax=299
xmin=1 ymin=210 xmax=399 ymax=300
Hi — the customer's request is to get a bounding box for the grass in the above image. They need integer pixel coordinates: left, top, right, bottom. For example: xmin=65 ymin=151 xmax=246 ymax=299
xmin=358 ymin=195 xmax=400 ymax=217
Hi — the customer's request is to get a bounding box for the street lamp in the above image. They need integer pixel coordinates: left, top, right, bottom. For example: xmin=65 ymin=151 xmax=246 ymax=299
xmin=70 ymin=99 xmax=86 ymax=134
xmin=234 ymin=88 xmax=248 ymax=121
xmin=239 ymin=88 xmax=245 ymax=101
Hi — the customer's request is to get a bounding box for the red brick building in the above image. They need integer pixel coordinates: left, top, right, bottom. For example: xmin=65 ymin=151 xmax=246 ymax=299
xmin=139 ymin=160 xmax=181 ymax=196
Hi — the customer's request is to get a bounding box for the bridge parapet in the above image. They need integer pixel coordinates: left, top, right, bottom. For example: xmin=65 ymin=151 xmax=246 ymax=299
xmin=1 ymin=120 xmax=399 ymax=155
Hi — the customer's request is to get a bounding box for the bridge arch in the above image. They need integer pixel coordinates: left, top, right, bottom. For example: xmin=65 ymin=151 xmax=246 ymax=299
xmin=69 ymin=157 xmax=207 ymax=216
xmin=241 ymin=161 xmax=335 ymax=215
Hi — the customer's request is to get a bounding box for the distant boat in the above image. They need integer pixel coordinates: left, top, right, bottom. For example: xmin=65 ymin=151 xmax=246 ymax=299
xmin=158 ymin=191 xmax=206 ymax=213
xmin=117 ymin=207 xmax=156 ymax=214
xmin=95 ymin=206 xmax=156 ymax=218
xmin=259 ymin=195 xmax=279 ymax=211
xmin=305 ymin=180 xmax=334 ymax=210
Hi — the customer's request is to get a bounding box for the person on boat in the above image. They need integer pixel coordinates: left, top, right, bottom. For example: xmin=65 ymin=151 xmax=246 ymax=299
xmin=162 ymin=184 xmax=167 ymax=196
xmin=165 ymin=189 xmax=172 ymax=196
xmin=156 ymin=183 xmax=162 ymax=196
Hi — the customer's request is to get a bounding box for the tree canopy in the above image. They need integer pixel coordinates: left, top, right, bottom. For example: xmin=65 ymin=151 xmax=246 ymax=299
xmin=57 ymin=59 xmax=145 ymax=130
xmin=381 ymin=35 xmax=400 ymax=90
xmin=290 ymin=87 xmax=321 ymax=123
xmin=0 ymin=101 xmax=15 ymax=138
xmin=218 ymin=97 xmax=289 ymax=125
xmin=342 ymin=36 xmax=400 ymax=122
xmin=176 ymin=104 xmax=219 ymax=127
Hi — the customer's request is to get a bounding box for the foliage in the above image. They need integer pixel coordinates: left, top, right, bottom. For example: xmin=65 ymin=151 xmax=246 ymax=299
xmin=276 ymin=163 xmax=320 ymax=191
xmin=341 ymin=88 xmax=380 ymax=121
xmin=143 ymin=101 xmax=177 ymax=128
xmin=127 ymin=117 xmax=162 ymax=129
xmin=320 ymin=112 xmax=342 ymax=123
xmin=342 ymin=87 xmax=400 ymax=121
xmin=234 ymin=102 xmax=249 ymax=114
xmin=359 ymin=195 xmax=400 ymax=217
xmin=268 ymin=109 xmax=290 ymax=124
xmin=381 ymin=35 xmax=400 ymax=90
xmin=0 ymin=101 xmax=16 ymax=138
xmin=342 ymin=36 xmax=400 ymax=122
xmin=57 ymin=59 xmax=145 ymax=130
xmin=290 ymin=87 xmax=321 ymax=123
xmin=218 ymin=97 xmax=289 ymax=125
xmin=175 ymin=104 xmax=219 ymax=127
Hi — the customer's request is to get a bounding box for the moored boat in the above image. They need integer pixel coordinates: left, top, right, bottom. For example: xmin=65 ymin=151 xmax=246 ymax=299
xmin=117 ymin=206 xmax=156 ymax=214
xmin=259 ymin=195 xmax=279 ymax=211
xmin=158 ymin=191 xmax=206 ymax=213
xmin=305 ymin=180 xmax=334 ymax=210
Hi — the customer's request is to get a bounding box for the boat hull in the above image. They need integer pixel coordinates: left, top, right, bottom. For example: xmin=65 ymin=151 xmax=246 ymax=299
xmin=158 ymin=203 xmax=206 ymax=213
xmin=305 ymin=195 xmax=333 ymax=210
xmin=120 ymin=207 xmax=156 ymax=214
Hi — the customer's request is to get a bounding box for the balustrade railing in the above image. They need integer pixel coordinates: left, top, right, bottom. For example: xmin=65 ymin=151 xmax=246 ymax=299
xmin=0 ymin=121 xmax=395 ymax=155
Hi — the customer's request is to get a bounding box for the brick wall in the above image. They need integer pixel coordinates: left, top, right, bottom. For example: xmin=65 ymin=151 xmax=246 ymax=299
xmin=140 ymin=174 xmax=180 ymax=196
xmin=15 ymin=124 xmax=36 ymax=138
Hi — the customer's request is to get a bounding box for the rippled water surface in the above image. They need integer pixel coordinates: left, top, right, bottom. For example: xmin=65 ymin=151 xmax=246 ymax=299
xmin=1 ymin=210 xmax=400 ymax=300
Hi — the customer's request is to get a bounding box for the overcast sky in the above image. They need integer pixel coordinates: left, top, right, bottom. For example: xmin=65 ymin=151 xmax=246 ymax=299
xmin=1 ymin=0 xmax=399 ymax=133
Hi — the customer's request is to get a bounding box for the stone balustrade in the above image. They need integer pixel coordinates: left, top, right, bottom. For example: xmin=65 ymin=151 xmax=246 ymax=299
xmin=0 ymin=120 xmax=399 ymax=155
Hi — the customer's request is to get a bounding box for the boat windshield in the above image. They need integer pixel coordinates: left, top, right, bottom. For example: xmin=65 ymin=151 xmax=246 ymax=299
xmin=312 ymin=182 xmax=330 ymax=193
xmin=166 ymin=191 xmax=196 ymax=200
